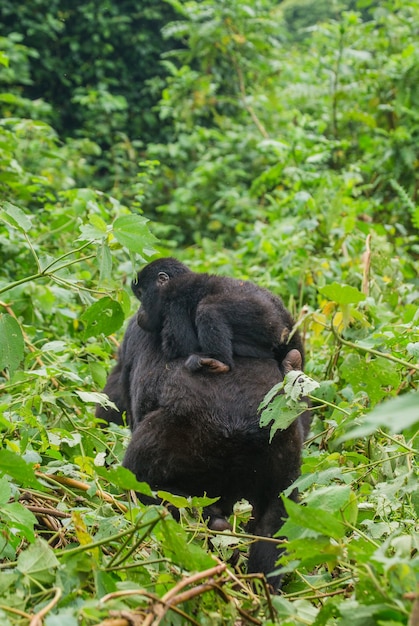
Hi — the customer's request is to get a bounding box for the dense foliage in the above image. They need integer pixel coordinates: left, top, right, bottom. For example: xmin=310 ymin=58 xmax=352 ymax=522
xmin=0 ymin=1 xmax=418 ymax=625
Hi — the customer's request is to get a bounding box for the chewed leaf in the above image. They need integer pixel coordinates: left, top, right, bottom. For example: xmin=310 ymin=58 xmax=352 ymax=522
xmin=80 ymin=297 xmax=124 ymax=338
xmin=284 ymin=371 xmax=320 ymax=401
xmin=0 ymin=314 xmax=24 ymax=375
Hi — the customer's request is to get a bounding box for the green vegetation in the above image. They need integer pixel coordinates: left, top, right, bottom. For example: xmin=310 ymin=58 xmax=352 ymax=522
xmin=0 ymin=1 xmax=418 ymax=624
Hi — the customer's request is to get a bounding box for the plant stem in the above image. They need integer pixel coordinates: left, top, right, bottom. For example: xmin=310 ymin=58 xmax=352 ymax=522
xmin=332 ymin=323 xmax=419 ymax=371
xmin=308 ymin=394 xmax=351 ymax=416
xmin=41 ymin=240 xmax=95 ymax=273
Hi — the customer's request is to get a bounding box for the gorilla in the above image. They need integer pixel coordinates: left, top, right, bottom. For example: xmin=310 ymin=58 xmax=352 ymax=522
xmin=96 ymin=260 xmax=310 ymax=590
xmin=132 ymin=257 xmax=304 ymax=375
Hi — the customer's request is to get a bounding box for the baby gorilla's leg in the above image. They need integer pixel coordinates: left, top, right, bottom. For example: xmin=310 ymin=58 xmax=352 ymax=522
xmin=184 ymin=354 xmax=230 ymax=374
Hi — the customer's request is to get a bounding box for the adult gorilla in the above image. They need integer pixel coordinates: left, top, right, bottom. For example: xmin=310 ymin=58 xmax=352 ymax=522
xmin=97 ymin=264 xmax=310 ymax=590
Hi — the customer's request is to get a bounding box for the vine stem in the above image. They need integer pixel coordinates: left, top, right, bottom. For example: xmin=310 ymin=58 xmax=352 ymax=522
xmin=332 ymin=320 xmax=419 ymax=371
xmin=142 ymin=564 xmax=227 ymax=626
xmin=0 ymin=240 xmax=97 ymax=296
xmin=362 ymin=233 xmax=372 ymax=295
xmin=41 ymin=240 xmax=94 ymax=273
xmin=308 ymin=394 xmax=351 ymax=416
xmin=24 ymin=232 xmax=41 ymax=271
xmin=29 ymin=587 xmax=62 ymax=626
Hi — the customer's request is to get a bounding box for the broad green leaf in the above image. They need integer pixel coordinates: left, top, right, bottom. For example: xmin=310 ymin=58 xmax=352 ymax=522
xmin=0 ymin=572 xmax=18 ymax=595
xmin=97 ymin=242 xmax=112 ymax=282
xmin=339 ymin=391 xmax=419 ymax=441
xmin=0 ymin=314 xmax=24 ymax=375
xmin=78 ymin=214 xmax=108 ymax=241
xmin=304 ymin=485 xmax=351 ymax=514
xmin=76 ymin=390 xmax=111 ymax=404
xmin=17 ymin=538 xmax=59 ymax=583
xmin=41 ymin=340 xmax=67 ymax=353
xmin=0 ymin=51 xmax=9 ymax=67
xmin=340 ymin=353 xmax=400 ymax=405
xmin=407 ymin=342 xmax=419 ymax=358
xmin=3 ymin=502 xmax=37 ymax=542
xmin=259 ymin=372 xmax=312 ymax=438
xmin=112 ymin=214 xmax=157 ymax=255
xmin=337 ymin=600 xmax=391 ymax=626
xmin=80 ymin=297 xmax=124 ymax=338
xmin=259 ymin=381 xmax=283 ymax=409
xmin=157 ymin=490 xmax=219 ymax=509
xmin=157 ymin=491 xmax=192 ymax=509
xmin=78 ymin=223 xmax=106 ymax=241
xmin=92 ymin=391 xmax=119 ymax=412
xmin=319 ymin=283 xmax=366 ymax=305
xmin=155 ymin=517 xmax=214 ymax=570
xmin=95 ymin=466 xmax=153 ymax=496
xmin=283 ymin=497 xmax=346 ymax=540
xmin=0 ymin=449 xmax=43 ymax=489
xmin=279 ymin=536 xmax=343 ymax=571
xmin=44 ymin=611 xmax=79 ymax=626
xmin=94 ymin=569 xmax=117 ymax=597
xmin=0 ymin=476 xmax=11 ymax=505
xmin=89 ymin=213 xmax=107 ymax=233
xmin=272 ymin=596 xmax=318 ymax=622
xmin=0 ymin=202 xmax=32 ymax=232
xmin=260 ymin=394 xmax=308 ymax=439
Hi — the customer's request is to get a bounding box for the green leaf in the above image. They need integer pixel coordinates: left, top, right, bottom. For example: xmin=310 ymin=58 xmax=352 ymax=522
xmin=157 ymin=490 xmax=219 ymax=510
xmin=0 ymin=449 xmax=43 ymax=489
xmin=80 ymin=297 xmax=124 ymax=338
xmin=156 ymin=517 xmax=214 ymax=571
xmin=43 ymin=611 xmax=79 ymax=626
xmin=407 ymin=342 xmax=419 ymax=358
xmin=340 ymin=353 xmax=400 ymax=405
xmin=338 ymin=391 xmax=419 ymax=441
xmin=94 ymin=569 xmax=117 ymax=597
xmin=283 ymin=497 xmax=346 ymax=540
xmin=304 ymin=485 xmax=351 ymax=514
xmin=0 ymin=314 xmax=24 ymax=375
xmin=95 ymin=466 xmax=153 ymax=496
xmin=337 ymin=600 xmax=391 ymax=626
xmin=112 ymin=214 xmax=157 ymax=255
xmin=260 ymin=394 xmax=308 ymax=439
xmin=0 ymin=202 xmax=32 ymax=232
xmin=17 ymin=538 xmax=59 ymax=583
xmin=78 ymin=214 xmax=108 ymax=242
xmin=319 ymin=283 xmax=366 ymax=304
xmin=0 ymin=51 xmax=9 ymax=67
xmin=76 ymin=390 xmax=111 ymax=404
xmin=3 ymin=502 xmax=37 ymax=543
xmin=259 ymin=371 xmax=312 ymax=438
xmin=284 ymin=371 xmax=320 ymax=400
xmin=89 ymin=214 xmax=108 ymax=233
xmin=97 ymin=242 xmax=112 ymax=282
xmin=0 ymin=476 xmax=11 ymax=505
xmin=157 ymin=491 xmax=192 ymax=509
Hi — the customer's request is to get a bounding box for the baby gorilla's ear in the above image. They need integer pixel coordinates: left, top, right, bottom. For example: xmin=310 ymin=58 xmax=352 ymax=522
xmin=282 ymin=349 xmax=303 ymax=374
xmin=157 ymin=271 xmax=170 ymax=286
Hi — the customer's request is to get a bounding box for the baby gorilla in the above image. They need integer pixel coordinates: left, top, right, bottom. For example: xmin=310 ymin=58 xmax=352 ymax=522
xmin=132 ymin=257 xmax=303 ymax=375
